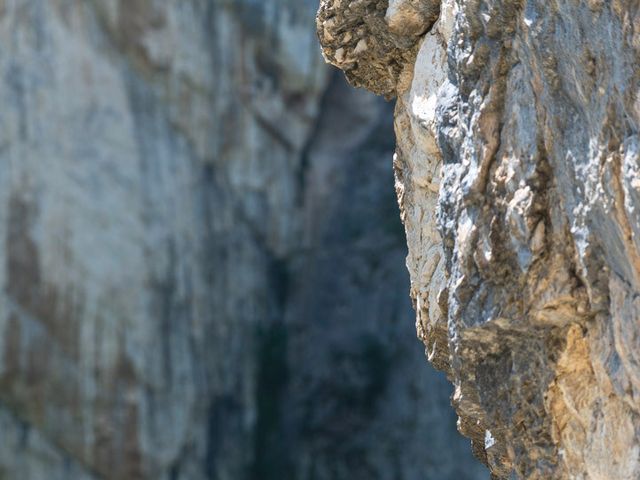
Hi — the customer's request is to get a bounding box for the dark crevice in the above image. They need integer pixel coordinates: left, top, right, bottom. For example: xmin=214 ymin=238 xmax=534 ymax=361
xmin=250 ymin=322 xmax=292 ymax=480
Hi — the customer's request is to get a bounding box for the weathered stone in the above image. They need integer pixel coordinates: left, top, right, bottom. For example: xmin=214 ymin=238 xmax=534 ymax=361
xmin=319 ymin=0 xmax=640 ymax=478
xmin=0 ymin=1 xmax=484 ymax=479
xmin=317 ymin=0 xmax=440 ymax=97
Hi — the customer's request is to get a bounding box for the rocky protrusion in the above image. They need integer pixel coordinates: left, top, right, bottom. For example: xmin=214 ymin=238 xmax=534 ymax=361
xmin=317 ymin=0 xmax=439 ymax=97
xmin=319 ymin=0 xmax=640 ymax=478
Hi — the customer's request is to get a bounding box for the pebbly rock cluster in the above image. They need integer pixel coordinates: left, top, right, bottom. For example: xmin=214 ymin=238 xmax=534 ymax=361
xmin=318 ymin=0 xmax=640 ymax=478
xmin=317 ymin=0 xmax=440 ymax=97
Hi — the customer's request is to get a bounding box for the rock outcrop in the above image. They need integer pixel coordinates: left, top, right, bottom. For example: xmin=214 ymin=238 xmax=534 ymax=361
xmin=318 ymin=0 xmax=640 ymax=478
xmin=0 ymin=1 xmax=484 ymax=479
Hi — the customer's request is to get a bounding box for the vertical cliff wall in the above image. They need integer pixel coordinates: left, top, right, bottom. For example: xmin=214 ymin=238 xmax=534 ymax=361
xmin=318 ymin=0 xmax=640 ymax=478
xmin=0 ymin=1 xmax=484 ymax=479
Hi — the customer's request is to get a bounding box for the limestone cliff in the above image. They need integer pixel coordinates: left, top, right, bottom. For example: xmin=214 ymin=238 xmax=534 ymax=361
xmin=0 ymin=1 xmax=484 ymax=479
xmin=318 ymin=0 xmax=640 ymax=478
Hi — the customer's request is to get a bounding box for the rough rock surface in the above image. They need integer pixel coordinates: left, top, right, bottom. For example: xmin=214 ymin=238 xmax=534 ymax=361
xmin=317 ymin=0 xmax=439 ymax=97
xmin=0 ymin=1 xmax=484 ymax=479
xmin=319 ymin=0 xmax=640 ymax=478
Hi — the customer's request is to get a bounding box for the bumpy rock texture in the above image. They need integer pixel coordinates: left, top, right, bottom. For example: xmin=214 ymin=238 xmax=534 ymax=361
xmin=0 ymin=1 xmax=484 ymax=479
xmin=319 ymin=0 xmax=640 ymax=478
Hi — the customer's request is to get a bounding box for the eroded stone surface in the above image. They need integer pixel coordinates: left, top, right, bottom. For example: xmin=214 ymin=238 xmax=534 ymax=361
xmin=317 ymin=0 xmax=440 ymax=97
xmin=318 ymin=0 xmax=640 ymax=478
xmin=0 ymin=1 xmax=484 ymax=479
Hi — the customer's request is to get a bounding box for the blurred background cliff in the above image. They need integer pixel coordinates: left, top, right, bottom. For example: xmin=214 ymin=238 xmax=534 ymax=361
xmin=0 ymin=1 xmax=485 ymax=479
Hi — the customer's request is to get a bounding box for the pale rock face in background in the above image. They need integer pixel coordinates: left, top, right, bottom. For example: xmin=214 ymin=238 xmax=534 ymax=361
xmin=319 ymin=0 xmax=640 ymax=478
xmin=0 ymin=1 xmax=485 ymax=480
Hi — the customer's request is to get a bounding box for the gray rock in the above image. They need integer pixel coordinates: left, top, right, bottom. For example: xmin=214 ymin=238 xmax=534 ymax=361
xmin=319 ymin=0 xmax=640 ymax=478
xmin=0 ymin=1 xmax=484 ymax=479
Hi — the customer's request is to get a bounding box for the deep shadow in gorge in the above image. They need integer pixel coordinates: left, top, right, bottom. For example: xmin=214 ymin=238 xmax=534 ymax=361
xmin=257 ymin=73 xmax=487 ymax=480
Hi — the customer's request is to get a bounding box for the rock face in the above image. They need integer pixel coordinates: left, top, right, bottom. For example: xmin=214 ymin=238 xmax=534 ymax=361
xmin=0 ymin=1 xmax=484 ymax=479
xmin=318 ymin=0 xmax=640 ymax=479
